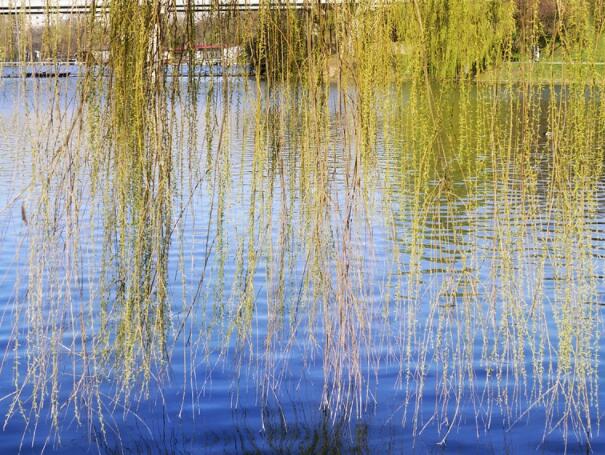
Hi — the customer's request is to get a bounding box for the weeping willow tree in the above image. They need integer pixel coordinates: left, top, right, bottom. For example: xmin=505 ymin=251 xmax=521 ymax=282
xmin=2 ymin=0 xmax=605 ymax=451
xmin=0 ymin=17 xmax=17 ymax=61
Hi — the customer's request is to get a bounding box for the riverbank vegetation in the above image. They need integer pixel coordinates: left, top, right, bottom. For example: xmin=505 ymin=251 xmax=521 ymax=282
xmin=1 ymin=1 xmax=604 ymax=72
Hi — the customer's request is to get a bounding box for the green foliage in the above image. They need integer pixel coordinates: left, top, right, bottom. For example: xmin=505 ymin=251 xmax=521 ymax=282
xmin=3 ymin=0 xmax=605 ymax=449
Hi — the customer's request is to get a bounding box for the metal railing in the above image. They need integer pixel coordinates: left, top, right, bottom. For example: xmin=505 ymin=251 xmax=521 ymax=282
xmin=0 ymin=0 xmax=337 ymax=14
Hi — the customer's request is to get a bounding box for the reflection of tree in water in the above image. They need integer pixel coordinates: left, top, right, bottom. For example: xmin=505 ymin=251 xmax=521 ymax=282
xmin=99 ymin=404 xmax=371 ymax=454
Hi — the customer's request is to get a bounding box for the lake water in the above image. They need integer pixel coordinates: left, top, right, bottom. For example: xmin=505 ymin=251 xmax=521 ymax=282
xmin=1 ymin=76 xmax=604 ymax=453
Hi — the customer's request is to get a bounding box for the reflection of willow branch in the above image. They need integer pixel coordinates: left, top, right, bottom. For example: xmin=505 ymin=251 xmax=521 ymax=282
xmin=98 ymin=401 xmax=371 ymax=454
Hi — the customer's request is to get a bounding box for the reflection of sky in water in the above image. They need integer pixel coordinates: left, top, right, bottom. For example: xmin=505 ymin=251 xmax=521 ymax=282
xmin=0 ymin=78 xmax=604 ymax=453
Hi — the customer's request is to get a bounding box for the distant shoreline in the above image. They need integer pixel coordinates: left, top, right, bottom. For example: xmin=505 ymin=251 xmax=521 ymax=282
xmin=0 ymin=62 xmax=255 ymax=78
